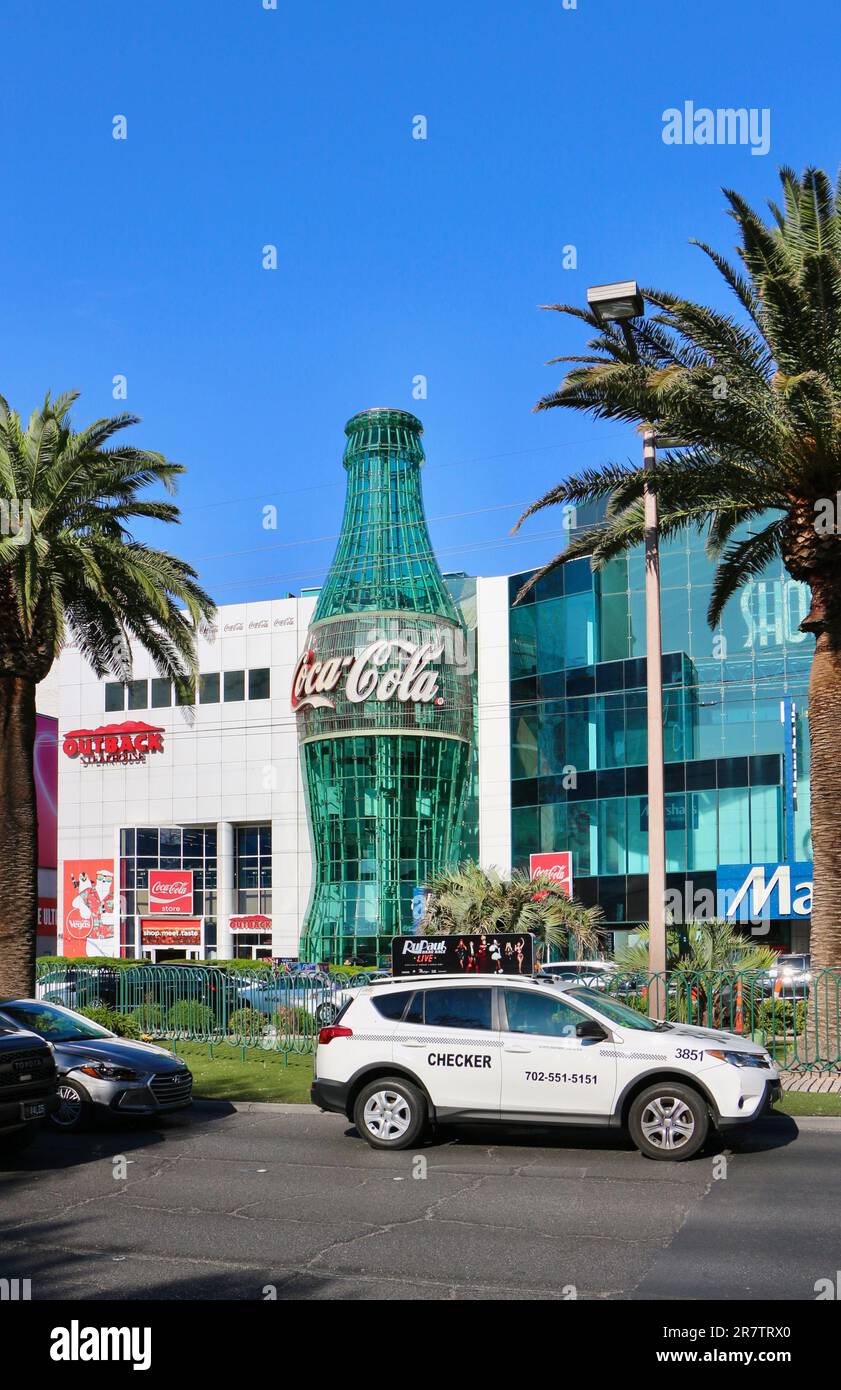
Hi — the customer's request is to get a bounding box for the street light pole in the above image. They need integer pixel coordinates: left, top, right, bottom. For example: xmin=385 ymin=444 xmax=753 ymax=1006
xmin=643 ymin=426 xmax=667 ymax=1016
xmin=586 ymin=283 xmax=667 ymax=1015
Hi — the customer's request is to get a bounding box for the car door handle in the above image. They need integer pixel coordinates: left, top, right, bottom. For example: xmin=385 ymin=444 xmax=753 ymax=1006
xmin=399 ymin=1041 xmax=425 ymax=1048
xmin=504 ymin=1045 xmax=531 ymax=1054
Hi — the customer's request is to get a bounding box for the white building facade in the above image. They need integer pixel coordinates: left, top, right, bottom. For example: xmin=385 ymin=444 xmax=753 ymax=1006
xmin=56 ymin=585 xmax=512 ymax=963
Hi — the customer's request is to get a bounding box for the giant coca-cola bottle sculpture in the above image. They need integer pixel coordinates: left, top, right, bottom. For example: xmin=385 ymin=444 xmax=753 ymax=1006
xmin=293 ymin=408 xmax=472 ymax=963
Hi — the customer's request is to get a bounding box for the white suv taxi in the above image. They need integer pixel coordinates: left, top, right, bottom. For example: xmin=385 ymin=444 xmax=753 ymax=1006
xmin=311 ymin=974 xmax=781 ymax=1161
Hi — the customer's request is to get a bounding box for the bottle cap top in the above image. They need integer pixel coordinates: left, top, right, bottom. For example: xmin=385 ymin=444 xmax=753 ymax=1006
xmin=344 ymin=407 xmax=423 ymax=438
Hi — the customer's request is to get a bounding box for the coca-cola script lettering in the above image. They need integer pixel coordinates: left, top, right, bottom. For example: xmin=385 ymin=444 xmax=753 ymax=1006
xmin=291 ymin=639 xmax=445 ymax=713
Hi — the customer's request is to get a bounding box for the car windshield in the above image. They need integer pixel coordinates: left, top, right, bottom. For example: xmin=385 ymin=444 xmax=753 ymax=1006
xmin=0 ymin=1000 xmax=113 ymax=1042
xmin=565 ymin=987 xmax=664 ymax=1032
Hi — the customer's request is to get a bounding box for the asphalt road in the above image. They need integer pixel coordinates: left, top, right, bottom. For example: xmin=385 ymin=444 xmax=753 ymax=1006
xmin=1 ymin=1105 xmax=839 ymax=1300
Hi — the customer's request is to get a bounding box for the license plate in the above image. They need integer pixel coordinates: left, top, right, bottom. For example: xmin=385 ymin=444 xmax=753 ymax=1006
xmin=23 ymin=1102 xmax=46 ymax=1119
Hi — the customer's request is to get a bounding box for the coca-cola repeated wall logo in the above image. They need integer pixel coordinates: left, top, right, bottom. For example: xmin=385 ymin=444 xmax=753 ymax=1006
xmin=62 ymin=721 xmax=165 ymax=766
xmin=291 ymin=638 xmax=445 ymax=713
xmin=149 ymin=869 xmax=194 ymax=915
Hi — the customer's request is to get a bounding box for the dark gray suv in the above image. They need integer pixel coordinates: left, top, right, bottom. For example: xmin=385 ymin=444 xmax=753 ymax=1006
xmin=0 ymin=1023 xmax=59 ymax=1151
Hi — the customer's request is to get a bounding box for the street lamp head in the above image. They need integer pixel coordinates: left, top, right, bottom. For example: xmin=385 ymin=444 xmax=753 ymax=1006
xmin=587 ymin=280 xmax=645 ymax=325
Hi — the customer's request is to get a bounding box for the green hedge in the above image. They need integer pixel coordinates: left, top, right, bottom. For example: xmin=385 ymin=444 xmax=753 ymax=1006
xmin=166 ymin=1000 xmax=216 ymax=1033
xmin=78 ymin=1005 xmax=143 ymax=1039
xmin=273 ymin=1006 xmax=318 ymax=1037
xmin=753 ymin=999 xmax=807 ymax=1036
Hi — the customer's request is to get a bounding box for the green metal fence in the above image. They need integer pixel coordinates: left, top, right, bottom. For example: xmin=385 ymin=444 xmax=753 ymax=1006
xmin=33 ymin=962 xmax=841 ymax=1070
xmin=35 ymin=964 xmax=353 ymax=1056
xmin=599 ymin=968 xmax=841 ymax=1072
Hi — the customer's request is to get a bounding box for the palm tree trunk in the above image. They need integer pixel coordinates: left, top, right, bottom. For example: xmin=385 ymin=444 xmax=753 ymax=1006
xmin=807 ymin=633 xmax=841 ymax=970
xmin=0 ymin=675 xmax=38 ymax=996
xmin=804 ymin=629 xmax=841 ymax=1064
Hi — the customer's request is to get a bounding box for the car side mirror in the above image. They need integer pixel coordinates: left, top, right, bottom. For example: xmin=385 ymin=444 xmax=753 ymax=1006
xmin=576 ymin=1019 xmax=606 ymax=1041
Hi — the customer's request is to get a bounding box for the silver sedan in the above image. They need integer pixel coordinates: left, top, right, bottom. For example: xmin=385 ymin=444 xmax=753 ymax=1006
xmin=0 ymin=999 xmax=193 ymax=1132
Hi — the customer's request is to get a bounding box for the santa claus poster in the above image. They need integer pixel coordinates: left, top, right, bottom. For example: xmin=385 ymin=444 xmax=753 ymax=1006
xmin=62 ymin=858 xmax=118 ymax=958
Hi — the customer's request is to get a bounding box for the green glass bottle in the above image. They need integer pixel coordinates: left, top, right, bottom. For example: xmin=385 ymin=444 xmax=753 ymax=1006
xmin=293 ymin=408 xmax=472 ymax=964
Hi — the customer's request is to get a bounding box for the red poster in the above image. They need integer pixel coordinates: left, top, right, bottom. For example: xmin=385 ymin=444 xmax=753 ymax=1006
xmin=149 ymin=869 xmax=194 ymax=916
xmin=63 ymin=859 xmax=118 ymax=957
xmin=37 ymin=899 xmax=58 ymax=954
xmin=140 ymin=919 xmax=202 ymax=947
xmin=530 ymin=851 xmax=573 ymax=898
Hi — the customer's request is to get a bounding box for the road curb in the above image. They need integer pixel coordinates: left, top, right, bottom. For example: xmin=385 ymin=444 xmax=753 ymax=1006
xmin=193 ymin=1099 xmax=319 ymax=1114
xmin=191 ymin=1099 xmax=841 ymax=1130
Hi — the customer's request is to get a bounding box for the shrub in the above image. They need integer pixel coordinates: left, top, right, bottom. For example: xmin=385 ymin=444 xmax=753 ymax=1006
xmin=272 ymin=1006 xmax=317 ymax=1037
xmin=78 ymin=1005 xmax=142 ymax=1039
xmin=227 ymin=1008 xmax=270 ymax=1037
xmin=167 ymin=1000 xmax=216 ymax=1034
xmin=754 ymin=999 xmax=807 ymax=1036
xmin=129 ymin=1003 xmax=165 ymax=1033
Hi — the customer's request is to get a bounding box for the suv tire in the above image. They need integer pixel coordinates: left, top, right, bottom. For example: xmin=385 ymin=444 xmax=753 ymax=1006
xmin=628 ymin=1082 xmax=709 ymax=1161
xmin=353 ymin=1076 xmax=427 ymax=1151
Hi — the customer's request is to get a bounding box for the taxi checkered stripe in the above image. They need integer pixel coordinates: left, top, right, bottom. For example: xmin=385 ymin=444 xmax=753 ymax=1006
xmin=599 ymin=1049 xmax=668 ymax=1061
xmin=350 ymin=1033 xmax=504 ymax=1047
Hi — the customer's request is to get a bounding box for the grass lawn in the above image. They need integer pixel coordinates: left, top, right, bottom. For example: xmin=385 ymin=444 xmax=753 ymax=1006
xmin=159 ymin=1042 xmax=841 ymax=1116
xmin=159 ymin=1041 xmax=315 ymax=1104
xmin=773 ymin=1090 xmax=841 ymax=1117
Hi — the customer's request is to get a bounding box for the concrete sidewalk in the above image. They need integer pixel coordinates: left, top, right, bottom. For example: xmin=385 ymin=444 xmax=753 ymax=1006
xmin=780 ymin=1070 xmax=841 ymax=1092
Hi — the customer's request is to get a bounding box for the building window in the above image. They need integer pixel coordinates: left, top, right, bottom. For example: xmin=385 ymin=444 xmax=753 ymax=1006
xmin=235 ymin=824 xmax=272 ymax=914
xmin=200 ymin=673 xmax=220 ymax=704
xmin=248 ymin=668 xmax=270 ymax=700
xmin=151 ymin=678 xmax=172 ymax=708
xmin=224 ymin=670 xmax=245 ymax=702
xmin=120 ymin=825 xmax=218 ymax=949
xmin=105 ymin=682 xmax=125 ymax=712
xmin=127 ymin=679 xmax=148 ymax=710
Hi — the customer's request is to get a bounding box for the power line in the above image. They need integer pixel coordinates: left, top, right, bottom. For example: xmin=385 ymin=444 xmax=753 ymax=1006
xmin=191 ymin=497 xmax=532 ymax=565
xmin=187 ymin=432 xmax=632 ymax=514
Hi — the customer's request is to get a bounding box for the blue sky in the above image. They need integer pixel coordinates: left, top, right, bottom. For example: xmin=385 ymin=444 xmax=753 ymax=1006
xmin=3 ymin=0 xmax=837 ymax=604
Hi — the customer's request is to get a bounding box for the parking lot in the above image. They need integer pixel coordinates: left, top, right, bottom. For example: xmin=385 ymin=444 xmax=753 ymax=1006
xmin=1 ymin=1105 xmax=840 ymax=1300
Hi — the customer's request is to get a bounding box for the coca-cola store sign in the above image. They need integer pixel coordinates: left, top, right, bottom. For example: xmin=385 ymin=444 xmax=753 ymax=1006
xmin=291 ymin=638 xmax=444 ymax=713
xmin=149 ymin=869 xmax=194 ymax=915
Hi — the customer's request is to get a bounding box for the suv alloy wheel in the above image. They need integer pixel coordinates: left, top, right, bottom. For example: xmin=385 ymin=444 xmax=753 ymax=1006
xmin=628 ymin=1082 xmax=709 ymax=1161
xmin=353 ymin=1076 xmax=428 ymax=1150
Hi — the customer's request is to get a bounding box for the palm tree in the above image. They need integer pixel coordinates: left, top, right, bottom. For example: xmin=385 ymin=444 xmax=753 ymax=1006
xmin=613 ymin=921 xmax=777 ymax=1027
xmin=613 ymin=920 xmax=777 ymax=975
xmin=514 ymin=166 xmax=841 ymax=973
xmin=420 ymin=860 xmax=602 ymax=960
xmin=0 ymin=392 xmax=215 ymax=996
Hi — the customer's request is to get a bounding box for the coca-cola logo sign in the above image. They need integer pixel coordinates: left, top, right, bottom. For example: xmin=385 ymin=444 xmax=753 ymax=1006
xmin=149 ymin=869 xmax=194 ymax=916
xmin=529 ymin=852 xmax=573 ymax=899
xmin=62 ymin=721 xmax=165 ymax=766
xmin=291 ymin=638 xmax=445 ymax=713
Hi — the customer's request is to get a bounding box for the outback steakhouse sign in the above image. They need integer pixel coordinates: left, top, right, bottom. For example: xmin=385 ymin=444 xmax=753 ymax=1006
xmin=230 ymin=914 xmax=272 ymax=932
xmin=62 ymin=721 xmax=165 ymax=766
